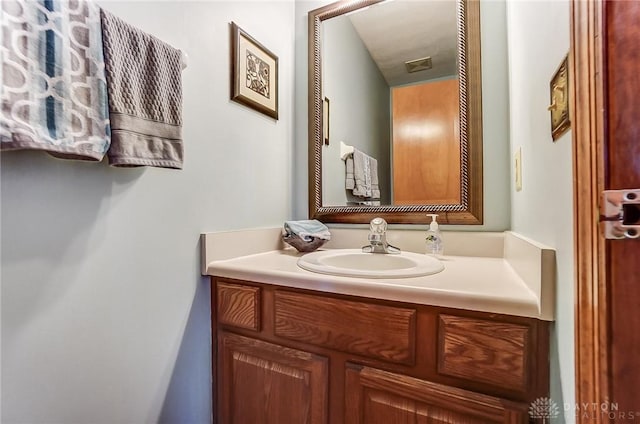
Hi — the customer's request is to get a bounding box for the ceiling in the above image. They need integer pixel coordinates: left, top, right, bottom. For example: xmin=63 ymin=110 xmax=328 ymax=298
xmin=348 ymin=0 xmax=458 ymax=86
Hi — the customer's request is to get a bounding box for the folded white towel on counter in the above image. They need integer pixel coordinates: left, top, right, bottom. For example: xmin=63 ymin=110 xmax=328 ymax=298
xmin=0 ymin=0 xmax=110 ymax=160
xmin=284 ymin=220 xmax=331 ymax=242
xmin=100 ymin=8 xmax=184 ymax=169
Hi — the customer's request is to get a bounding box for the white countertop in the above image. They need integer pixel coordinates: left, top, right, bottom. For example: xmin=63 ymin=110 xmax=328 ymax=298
xmin=206 ymin=248 xmax=543 ymax=319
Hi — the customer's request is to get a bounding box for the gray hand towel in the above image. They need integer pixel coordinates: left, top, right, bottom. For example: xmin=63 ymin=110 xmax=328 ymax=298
xmin=345 ymin=156 xmax=355 ymax=190
xmin=352 ymin=149 xmax=380 ymax=199
xmin=370 ymin=156 xmax=380 ymax=199
xmin=100 ymin=8 xmax=184 ymax=169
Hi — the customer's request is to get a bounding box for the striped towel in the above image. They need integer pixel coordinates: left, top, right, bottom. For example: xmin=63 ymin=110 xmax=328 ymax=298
xmin=0 ymin=0 xmax=110 ymax=160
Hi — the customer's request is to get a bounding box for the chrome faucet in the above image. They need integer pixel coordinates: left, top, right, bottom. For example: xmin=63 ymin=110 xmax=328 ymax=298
xmin=362 ymin=217 xmax=400 ymax=254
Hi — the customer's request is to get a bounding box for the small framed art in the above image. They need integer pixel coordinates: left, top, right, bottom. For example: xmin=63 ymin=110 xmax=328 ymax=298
xmin=549 ymin=55 xmax=570 ymax=141
xmin=230 ymin=22 xmax=279 ymax=120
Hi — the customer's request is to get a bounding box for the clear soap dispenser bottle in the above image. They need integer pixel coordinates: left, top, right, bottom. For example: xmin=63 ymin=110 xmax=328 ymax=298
xmin=425 ymin=214 xmax=443 ymax=258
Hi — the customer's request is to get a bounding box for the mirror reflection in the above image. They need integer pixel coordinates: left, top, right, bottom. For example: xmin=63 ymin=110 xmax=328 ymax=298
xmin=321 ymin=0 xmax=460 ymax=207
xmin=309 ymin=0 xmax=482 ymax=224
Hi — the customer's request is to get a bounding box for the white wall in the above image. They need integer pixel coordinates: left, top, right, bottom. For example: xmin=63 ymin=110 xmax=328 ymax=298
xmin=322 ymin=15 xmax=391 ymax=206
xmin=0 ymin=1 xmax=295 ymax=423
xmin=506 ymin=1 xmax=574 ymax=422
xmin=293 ymin=0 xmax=511 ymax=231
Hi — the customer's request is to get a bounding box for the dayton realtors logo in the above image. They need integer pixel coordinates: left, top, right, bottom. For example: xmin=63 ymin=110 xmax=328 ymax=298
xmin=529 ymin=397 xmax=561 ymax=423
xmin=530 ymin=398 xmax=639 ymax=421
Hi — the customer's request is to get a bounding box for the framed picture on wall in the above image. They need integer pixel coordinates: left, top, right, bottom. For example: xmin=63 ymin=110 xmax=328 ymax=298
xmin=549 ymin=55 xmax=570 ymax=141
xmin=230 ymin=22 xmax=279 ymax=120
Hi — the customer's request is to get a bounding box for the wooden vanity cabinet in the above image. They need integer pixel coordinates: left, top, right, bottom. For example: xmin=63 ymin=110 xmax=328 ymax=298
xmin=211 ymin=278 xmax=549 ymax=424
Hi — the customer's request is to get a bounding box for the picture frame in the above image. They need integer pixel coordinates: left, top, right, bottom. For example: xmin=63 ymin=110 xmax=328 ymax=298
xmin=230 ymin=22 xmax=279 ymax=120
xmin=549 ymin=55 xmax=570 ymax=141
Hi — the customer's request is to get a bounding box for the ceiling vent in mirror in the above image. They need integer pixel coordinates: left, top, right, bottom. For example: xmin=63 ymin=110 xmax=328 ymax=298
xmin=405 ymin=56 xmax=432 ymax=73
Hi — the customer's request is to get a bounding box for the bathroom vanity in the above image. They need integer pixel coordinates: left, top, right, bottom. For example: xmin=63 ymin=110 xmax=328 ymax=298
xmin=213 ymin=278 xmax=547 ymax=424
xmin=202 ymin=228 xmax=554 ymax=424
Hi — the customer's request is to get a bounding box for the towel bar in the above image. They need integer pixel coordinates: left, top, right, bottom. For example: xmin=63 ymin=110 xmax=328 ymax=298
xmin=340 ymin=141 xmax=354 ymax=160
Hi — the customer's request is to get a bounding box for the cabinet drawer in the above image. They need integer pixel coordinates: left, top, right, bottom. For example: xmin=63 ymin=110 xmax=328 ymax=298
xmin=216 ymin=281 xmax=260 ymax=331
xmin=274 ymin=291 xmax=416 ymax=364
xmin=438 ymin=315 xmax=529 ymax=391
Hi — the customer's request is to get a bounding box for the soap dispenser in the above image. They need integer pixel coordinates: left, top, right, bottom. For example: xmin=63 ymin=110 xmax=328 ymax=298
xmin=425 ymin=214 xmax=443 ymax=258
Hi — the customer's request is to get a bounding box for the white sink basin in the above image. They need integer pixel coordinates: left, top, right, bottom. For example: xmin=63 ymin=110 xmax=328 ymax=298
xmin=297 ymin=249 xmax=444 ymax=279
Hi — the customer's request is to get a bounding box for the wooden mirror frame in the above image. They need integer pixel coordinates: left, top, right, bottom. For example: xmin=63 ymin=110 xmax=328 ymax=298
xmin=308 ymin=0 xmax=483 ymax=225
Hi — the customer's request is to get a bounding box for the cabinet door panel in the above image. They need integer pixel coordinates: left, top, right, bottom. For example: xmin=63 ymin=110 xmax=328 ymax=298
xmin=363 ymin=391 xmax=485 ymax=424
xmin=219 ymin=332 xmax=328 ymax=424
xmin=438 ymin=314 xmax=529 ymax=392
xmin=217 ymin=281 xmax=260 ymax=330
xmin=345 ymin=365 xmax=528 ymax=424
xmin=275 ymin=290 xmax=416 ymax=364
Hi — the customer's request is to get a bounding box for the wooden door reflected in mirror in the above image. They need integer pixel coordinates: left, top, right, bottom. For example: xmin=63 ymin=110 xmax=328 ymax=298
xmin=392 ymin=79 xmax=461 ymax=206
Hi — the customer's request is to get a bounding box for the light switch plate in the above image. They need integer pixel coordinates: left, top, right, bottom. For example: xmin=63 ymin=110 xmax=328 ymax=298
xmin=515 ymin=148 xmax=522 ymax=192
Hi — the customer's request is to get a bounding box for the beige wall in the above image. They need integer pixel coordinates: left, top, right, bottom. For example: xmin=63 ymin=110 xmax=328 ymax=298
xmin=506 ymin=1 xmax=574 ymax=422
xmin=1 ymin=2 xmax=295 ymax=422
xmin=321 ymin=14 xmax=391 ymax=206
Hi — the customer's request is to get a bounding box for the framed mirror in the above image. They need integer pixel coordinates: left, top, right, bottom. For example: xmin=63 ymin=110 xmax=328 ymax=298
xmin=308 ymin=0 xmax=482 ymax=224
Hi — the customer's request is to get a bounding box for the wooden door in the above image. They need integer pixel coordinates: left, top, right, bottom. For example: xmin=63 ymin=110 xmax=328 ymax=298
xmin=572 ymin=0 xmax=640 ymax=419
xmin=604 ymin=1 xmax=640 ymax=411
xmin=344 ymin=365 xmax=528 ymax=424
xmin=218 ymin=332 xmax=328 ymax=424
xmin=392 ymin=79 xmax=461 ymax=205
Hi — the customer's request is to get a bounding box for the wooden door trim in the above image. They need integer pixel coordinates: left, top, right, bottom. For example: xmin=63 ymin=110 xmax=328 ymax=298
xmin=570 ymin=0 xmax=611 ymax=418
